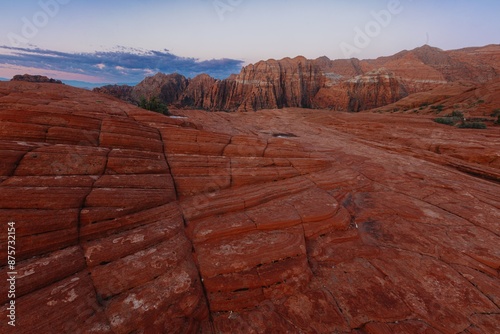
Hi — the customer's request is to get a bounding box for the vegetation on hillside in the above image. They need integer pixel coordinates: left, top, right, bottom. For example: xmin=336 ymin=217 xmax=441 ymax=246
xmin=433 ymin=110 xmax=487 ymax=129
xmin=138 ymin=96 xmax=170 ymax=115
xmin=458 ymin=122 xmax=487 ymax=129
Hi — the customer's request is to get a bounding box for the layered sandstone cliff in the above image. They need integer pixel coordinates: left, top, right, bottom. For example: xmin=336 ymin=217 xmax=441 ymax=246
xmin=131 ymin=72 xmax=189 ymax=104
xmin=93 ymin=85 xmax=135 ymax=104
xmin=313 ymin=68 xmax=411 ymax=111
xmin=179 ymin=73 xmax=217 ymax=109
xmin=174 ymin=56 xmax=326 ymax=111
xmin=227 ymin=56 xmax=325 ymax=111
xmin=94 ymin=44 xmax=500 ymax=113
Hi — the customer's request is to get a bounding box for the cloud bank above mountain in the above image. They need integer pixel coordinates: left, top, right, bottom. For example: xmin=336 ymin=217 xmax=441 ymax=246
xmin=0 ymin=46 xmax=244 ymax=83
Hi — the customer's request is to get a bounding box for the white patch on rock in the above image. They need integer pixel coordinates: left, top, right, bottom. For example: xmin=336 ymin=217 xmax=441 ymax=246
xmin=423 ymin=208 xmax=440 ymax=219
xmin=18 ymin=268 xmax=36 ymax=278
xmin=124 ymin=294 xmax=144 ymax=310
xmin=113 ymin=234 xmax=145 ymax=244
xmin=173 ymin=271 xmax=192 ymax=294
xmin=64 ymin=289 xmax=78 ymax=303
xmin=85 ymin=245 xmax=103 ymax=258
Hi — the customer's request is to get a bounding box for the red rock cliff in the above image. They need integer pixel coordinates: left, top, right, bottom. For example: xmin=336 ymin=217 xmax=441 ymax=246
xmin=93 ymin=44 xmax=500 ymax=112
xmin=131 ymin=72 xmax=188 ymax=104
xmin=226 ymin=56 xmax=326 ymax=111
xmin=179 ymin=56 xmax=326 ymax=111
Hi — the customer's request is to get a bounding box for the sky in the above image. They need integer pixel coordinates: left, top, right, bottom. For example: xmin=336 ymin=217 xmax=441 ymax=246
xmin=0 ymin=0 xmax=499 ymax=85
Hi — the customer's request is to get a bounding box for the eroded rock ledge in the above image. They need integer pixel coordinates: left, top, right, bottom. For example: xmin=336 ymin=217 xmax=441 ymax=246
xmin=0 ymin=82 xmax=499 ymax=333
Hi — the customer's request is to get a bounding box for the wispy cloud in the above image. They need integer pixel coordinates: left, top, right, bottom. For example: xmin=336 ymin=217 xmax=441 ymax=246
xmin=0 ymin=46 xmax=244 ymax=83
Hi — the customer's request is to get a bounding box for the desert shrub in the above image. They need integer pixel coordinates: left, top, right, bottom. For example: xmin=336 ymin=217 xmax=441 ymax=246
xmin=469 ymin=117 xmax=488 ymax=122
xmin=448 ymin=110 xmax=464 ymax=118
xmin=458 ymin=122 xmax=487 ymax=129
xmin=434 ymin=117 xmax=456 ymax=126
xmin=431 ymin=104 xmax=445 ymax=112
xmin=495 ymin=116 xmax=500 ymax=124
xmin=138 ymin=96 xmax=170 ymax=115
xmin=491 ymin=109 xmax=500 ymax=117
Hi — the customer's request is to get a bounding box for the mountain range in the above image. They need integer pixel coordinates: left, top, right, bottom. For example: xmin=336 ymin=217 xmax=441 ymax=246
xmin=94 ymin=44 xmax=500 ymax=113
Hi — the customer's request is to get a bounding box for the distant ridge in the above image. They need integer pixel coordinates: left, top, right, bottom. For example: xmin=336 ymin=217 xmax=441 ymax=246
xmin=62 ymin=80 xmax=139 ymax=90
xmin=92 ymin=44 xmax=500 ymax=112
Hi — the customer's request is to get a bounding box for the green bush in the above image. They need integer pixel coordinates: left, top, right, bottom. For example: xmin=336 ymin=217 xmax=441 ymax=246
xmin=448 ymin=110 xmax=464 ymax=118
xmin=138 ymin=96 xmax=170 ymax=115
xmin=458 ymin=122 xmax=487 ymax=129
xmin=431 ymin=104 xmax=445 ymax=112
xmin=434 ymin=117 xmax=456 ymax=126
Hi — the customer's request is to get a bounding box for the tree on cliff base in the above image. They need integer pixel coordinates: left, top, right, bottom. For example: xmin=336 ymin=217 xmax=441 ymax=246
xmin=138 ymin=96 xmax=170 ymax=115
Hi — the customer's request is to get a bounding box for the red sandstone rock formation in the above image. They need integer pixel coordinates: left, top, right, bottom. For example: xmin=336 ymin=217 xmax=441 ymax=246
xmin=175 ymin=56 xmax=326 ymax=111
xmin=314 ymin=68 xmax=411 ymax=111
xmin=94 ymin=44 xmax=500 ymax=113
xmin=92 ymin=85 xmax=135 ymax=104
xmin=222 ymin=56 xmax=326 ymax=111
xmin=1 ymin=81 xmax=499 ymax=333
xmin=131 ymin=72 xmax=188 ymax=104
xmin=311 ymin=45 xmax=500 ymax=111
xmin=179 ymin=74 xmax=217 ymax=109
xmin=11 ymin=74 xmax=63 ymax=84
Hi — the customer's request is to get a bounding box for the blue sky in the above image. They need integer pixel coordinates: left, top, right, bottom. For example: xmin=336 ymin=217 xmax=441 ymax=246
xmin=0 ymin=0 xmax=499 ymax=84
